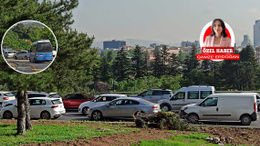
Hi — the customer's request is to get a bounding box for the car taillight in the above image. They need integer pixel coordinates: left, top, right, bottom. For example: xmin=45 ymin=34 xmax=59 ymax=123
xmin=51 ymin=105 xmax=59 ymax=108
xmin=153 ymin=105 xmax=158 ymax=109
xmin=3 ymin=97 xmax=9 ymax=100
xmin=254 ymin=102 xmax=257 ymax=112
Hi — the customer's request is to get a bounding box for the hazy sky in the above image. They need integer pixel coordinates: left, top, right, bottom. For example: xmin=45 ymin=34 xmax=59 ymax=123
xmin=71 ymin=0 xmax=260 ymax=45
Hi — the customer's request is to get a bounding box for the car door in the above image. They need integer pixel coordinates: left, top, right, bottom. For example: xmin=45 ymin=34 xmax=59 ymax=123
xmin=151 ymin=91 xmax=164 ymax=103
xmin=103 ymin=99 xmax=124 ymax=117
xmin=29 ymin=99 xmax=46 ymax=118
xmin=119 ymin=100 xmax=139 ymax=117
xmin=198 ymin=97 xmax=219 ymax=120
xmin=63 ymin=94 xmax=74 ymax=108
xmin=74 ymin=94 xmax=87 ymax=108
xmin=170 ymin=92 xmax=186 ymax=111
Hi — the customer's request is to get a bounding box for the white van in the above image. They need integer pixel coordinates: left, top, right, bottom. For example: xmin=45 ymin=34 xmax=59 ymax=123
xmin=158 ymin=86 xmax=215 ymax=112
xmin=180 ymin=93 xmax=258 ymax=125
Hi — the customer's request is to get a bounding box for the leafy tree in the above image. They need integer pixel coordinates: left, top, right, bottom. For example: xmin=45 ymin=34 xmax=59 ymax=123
xmin=160 ymin=45 xmax=170 ymax=75
xmin=152 ymin=48 xmax=162 ymax=78
xmin=184 ymin=45 xmax=199 ymax=74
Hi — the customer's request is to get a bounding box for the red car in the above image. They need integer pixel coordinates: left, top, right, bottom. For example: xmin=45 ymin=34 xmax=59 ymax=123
xmin=63 ymin=93 xmax=95 ymax=109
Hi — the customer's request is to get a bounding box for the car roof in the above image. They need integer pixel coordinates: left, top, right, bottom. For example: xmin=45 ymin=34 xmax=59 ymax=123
xmin=28 ymin=97 xmax=55 ymax=100
xmin=209 ymin=93 xmax=258 ymax=97
xmin=148 ymin=89 xmax=172 ymax=91
xmin=99 ymin=94 xmax=127 ymax=96
xmin=28 ymin=92 xmax=49 ymax=95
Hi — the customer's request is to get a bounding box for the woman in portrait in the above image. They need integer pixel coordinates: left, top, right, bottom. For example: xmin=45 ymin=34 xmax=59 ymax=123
xmin=203 ymin=19 xmax=231 ymax=47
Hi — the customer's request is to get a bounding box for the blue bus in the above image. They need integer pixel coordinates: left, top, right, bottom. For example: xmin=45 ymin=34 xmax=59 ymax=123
xmin=29 ymin=39 xmax=53 ymax=63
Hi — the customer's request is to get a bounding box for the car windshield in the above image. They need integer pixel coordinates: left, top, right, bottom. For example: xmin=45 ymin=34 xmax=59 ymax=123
xmin=37 ymin=42 xmax=52 ymax=52
xmin=28 ymin=94 xmax=47 ymax=98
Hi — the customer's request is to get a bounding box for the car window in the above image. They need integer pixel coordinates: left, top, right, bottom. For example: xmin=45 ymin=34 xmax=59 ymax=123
xmin=200 ymin=91 xmax=212 ymax=99
xmin=51 ymin=99 xmax=62 ymax=105
xmin=188 ymin=91 xmax=199 ymax=99
xmin=3 ymin=93 xmax=14 ymax=97
xmin=29 ymin=99 xmax=46 ymax=105
xmin=162 ymin=91 xmax=171 ymax=95
xmin=74 ymin=94 xmax=85 ymax=99
xmin=152 ymin=91 xmax=163 ymax=95
xmin=145 ymin=91 xmax=153 ymax=96
xmin=171 ymin=92 xmax=185 ymax=100
xmin=257 ymin=95 xmax=260 ymax=99
xmin=200 ymin=97 xmax=218 ymax=106
xmin=65 ymin=95 xmax=74 ymax=99
xmin=122 ymin=100 xmax=139 ymax=105
xmin=109 ymin=99 xmax=123 ymax=106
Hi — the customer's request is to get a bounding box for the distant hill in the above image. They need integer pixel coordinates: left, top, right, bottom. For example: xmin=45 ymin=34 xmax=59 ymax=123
xmin=91 ymin=39 xmax=180 ymax=50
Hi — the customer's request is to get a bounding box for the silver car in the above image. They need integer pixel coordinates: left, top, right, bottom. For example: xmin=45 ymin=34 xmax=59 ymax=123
xmin=87 ymin=97 xmax=160 ymax=121
xmin=14 ymin=51 xmax=29 ymax=60
xmin=78 ymin=94 xmax=127 ymax=115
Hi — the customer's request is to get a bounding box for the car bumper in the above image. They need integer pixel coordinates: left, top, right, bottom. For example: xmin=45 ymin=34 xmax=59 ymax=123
xmin=251 ymin=111 xmax=258 ymax=121
xmin=180 ymin=110 xmax=188 ymax=118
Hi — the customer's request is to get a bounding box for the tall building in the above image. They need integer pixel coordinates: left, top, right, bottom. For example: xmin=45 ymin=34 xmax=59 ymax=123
xmin=241 ymin=35 xmax=250 ymax=47
xmin=103 ymin=40 xmax=126 ymax=50
xmin=254 ymin=20 xmax=260 ymax=47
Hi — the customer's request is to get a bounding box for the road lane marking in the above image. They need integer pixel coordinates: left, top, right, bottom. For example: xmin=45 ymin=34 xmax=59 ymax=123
xmin=29 ymin=64 xmax=39 ymax=72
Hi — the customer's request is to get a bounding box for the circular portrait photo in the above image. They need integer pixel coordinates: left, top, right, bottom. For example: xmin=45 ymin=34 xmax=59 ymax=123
xmin=1 ymin=20 xmax=58 ymax=74
xmin=200 ymin=18 xmax=235 ymax=48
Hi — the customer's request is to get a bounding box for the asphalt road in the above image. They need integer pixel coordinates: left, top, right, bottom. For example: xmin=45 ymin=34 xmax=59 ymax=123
xmin=58 ymin=110 xmax=260 ymax=128
xmin=5 ymin=58 xmax=51 ymax=73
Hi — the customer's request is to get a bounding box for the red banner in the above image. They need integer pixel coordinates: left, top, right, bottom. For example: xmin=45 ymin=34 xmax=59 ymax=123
xmin=196 ymin=54 xmax=240 ymax=60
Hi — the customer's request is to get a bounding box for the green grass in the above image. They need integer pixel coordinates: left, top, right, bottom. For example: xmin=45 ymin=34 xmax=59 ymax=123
xmin=0 ymin=122 xmax=138 ymax=146
xmin=138 ymin=133 xmax=218 ymax=146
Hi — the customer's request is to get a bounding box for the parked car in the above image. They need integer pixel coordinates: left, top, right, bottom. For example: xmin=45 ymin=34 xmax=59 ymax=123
xmin=0 ymin=91 xmax=16 ymax=105
xmin=87 ymin=97 xmax=160 ymax=121
xmin=14 ymin=51 xmax=29 ymax=59
xmin=3 ymin=51 xmax=15 ymax=58
xmin=63 ymin=93 xmax=95 ymax=109
xmin=158 ymin=85 xmax=215 ymax=112
xmin=0 ymin=97 xmax=65 ymax=119
xmin=78 ymin=94 xmax=127 ymax=115
xmin=130 ymin=89 xmax=173 ymax=103
xmin=180 ymin=93 xmax=258 ymax=125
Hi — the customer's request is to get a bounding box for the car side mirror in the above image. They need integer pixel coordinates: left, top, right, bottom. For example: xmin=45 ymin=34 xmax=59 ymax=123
xmin=106 ymin=104 xmax=110 ymax=108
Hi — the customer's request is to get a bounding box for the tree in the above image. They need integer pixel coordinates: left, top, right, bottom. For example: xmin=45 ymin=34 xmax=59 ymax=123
xmin=112 ymin=48 xmax=131 ymax=81
xmin=184 ymin=45 xmax=199 ymax=76
xmin=152 ymin=48 xmax=162 ymax=78
xmin=131 ymin=45 xmax=145 ymax=78
xmin=0 ymin=0 xmax=99 ymax=136
xmin=160 ymin=45 xmax=170 ymax=75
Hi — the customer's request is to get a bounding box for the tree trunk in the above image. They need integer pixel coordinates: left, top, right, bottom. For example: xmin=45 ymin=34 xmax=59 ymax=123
xmin=16 ymin=90 xmax=26 ymax=136
xmin=25 ymin=93 xmax=33 ymax=130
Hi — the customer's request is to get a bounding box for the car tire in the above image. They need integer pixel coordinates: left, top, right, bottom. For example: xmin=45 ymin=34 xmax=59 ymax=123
xmin=3 ymin=111 xmax=13 ymax=119
xmin=40 ymin=111 xmax=51 ymax=119
xmin=241 ymin=115 xmax=251 ymax=125
xmin=82 ymin=107 xmax=89 ymax=115
xmin=188 ymin=114 xmax=199 ymax=124
xmin=135 ymin=118 xmax=146 ymax=128
xmin=161 ymin=104 xmax=171 ymax=112
xmin=91 ymin=110 xmax=103 ymax=121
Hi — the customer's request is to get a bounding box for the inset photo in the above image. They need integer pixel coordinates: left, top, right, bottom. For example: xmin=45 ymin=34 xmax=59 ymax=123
xmin=1 ymin=20 xmax=58 ymax=74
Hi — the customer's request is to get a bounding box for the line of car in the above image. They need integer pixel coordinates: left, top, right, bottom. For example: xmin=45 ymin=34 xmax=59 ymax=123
xmin=0 ymin=86 xmax=260 ymax=125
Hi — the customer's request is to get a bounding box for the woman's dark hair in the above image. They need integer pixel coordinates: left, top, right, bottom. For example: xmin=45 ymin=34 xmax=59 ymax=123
xmin=210 ymin=19 xmax=227 ymax=37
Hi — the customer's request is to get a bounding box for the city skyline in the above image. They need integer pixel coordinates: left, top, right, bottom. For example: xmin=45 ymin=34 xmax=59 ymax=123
xmin=71 ymin=0 xmax=260 ymax=47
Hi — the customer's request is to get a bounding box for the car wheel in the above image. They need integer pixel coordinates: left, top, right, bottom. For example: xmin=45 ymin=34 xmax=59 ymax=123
xmin=161 ymin=104 xmax=171 ymax=112
xmin=241 ymin=115 xmax=251 ymax=125
xmin=91 ymin=111 xmax=102 ymax=121
xmin=40 ymin=111 xmax=51 ymax=119
xmin=3 ymin=111 xmax=13 ymax=119
xmin=188 ymin=114 xmax=199 ymax=124
xmin=135 ymin=118 xmax=146 ymax=128
xmin=82 ymin=107 xmax=89 ymax=115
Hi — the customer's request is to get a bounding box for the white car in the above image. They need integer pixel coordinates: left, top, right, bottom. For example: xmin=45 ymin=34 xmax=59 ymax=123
xmin=180 ymin=93 xmax=258 ymax=125
xmin=78 ymin=94 xmax=127 ymax=115
xmin=0 ymin=97 xmax=65 ymax=119
xmin=0 ymin=91 xmax=16 ymax=105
